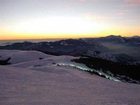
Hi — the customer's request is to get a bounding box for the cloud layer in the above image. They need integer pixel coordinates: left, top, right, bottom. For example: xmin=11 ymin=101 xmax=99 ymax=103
xmin=124 ymin=0 xmax=140 ymax=5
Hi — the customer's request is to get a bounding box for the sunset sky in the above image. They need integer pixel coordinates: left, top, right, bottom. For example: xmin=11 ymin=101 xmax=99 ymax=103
xmin=0 ymin=0 xmax=140 ymax=40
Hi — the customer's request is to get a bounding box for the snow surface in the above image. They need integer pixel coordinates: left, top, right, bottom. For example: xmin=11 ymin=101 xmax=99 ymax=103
xmin=0 ymin=50 xmax=51 ymax=64
xmin=0 ymin=50 xmax=140 ymax=105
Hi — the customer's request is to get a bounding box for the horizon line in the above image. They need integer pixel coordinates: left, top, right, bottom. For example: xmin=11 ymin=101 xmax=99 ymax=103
xmin=0 ymin=35 xmax=140 ymax=41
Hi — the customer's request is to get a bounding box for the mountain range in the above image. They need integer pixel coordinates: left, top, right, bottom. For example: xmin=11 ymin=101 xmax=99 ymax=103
xmin=0 ymin=35 xmax=140 ymax=83
xmin=0 ymin=35 xmax=140 ymax=64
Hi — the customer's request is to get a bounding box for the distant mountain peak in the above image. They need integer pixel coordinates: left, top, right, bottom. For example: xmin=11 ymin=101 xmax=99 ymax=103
xmin=106 ymin=35 xmax=123 ymax=38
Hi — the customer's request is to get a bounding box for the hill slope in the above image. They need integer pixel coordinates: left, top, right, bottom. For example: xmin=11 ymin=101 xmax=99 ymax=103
xmin=0 ymin=65 xmax=140 ymax=105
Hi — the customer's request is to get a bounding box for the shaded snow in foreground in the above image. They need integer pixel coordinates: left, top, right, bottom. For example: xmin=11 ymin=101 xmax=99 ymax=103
xmin=56 ymin=62 xmax=121 ymax=82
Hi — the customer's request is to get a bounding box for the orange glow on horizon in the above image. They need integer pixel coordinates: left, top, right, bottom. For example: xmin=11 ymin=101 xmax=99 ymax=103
xmin=0 ymin=31 xmax=139 ymax=41
xmin=0 ymin=16 xmax=139 ymax=40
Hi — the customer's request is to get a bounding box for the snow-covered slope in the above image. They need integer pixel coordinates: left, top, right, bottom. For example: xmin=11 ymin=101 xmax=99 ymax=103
xmin=0 ymin=50 xmax=140 ymax=105
xmin=0 ymin=50 xmax=51 ymax=64
xmin=0 ymin=65 xmax=140 ymax=105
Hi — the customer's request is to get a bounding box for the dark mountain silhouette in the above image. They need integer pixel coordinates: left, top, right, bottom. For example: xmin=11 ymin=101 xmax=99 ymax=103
xmin=0 ymin=39 xmax=108 ymax=56
xmin=0 ymin=35 xmax=140 ymax=64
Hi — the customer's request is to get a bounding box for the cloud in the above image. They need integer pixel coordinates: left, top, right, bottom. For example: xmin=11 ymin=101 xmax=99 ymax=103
xmin=77 ymin=0 xmax=97 ymax=3
xmin=79 ymin=0 xmax=86 ymax=2
xmin=124 ymin=0 xmax=140 ymax=5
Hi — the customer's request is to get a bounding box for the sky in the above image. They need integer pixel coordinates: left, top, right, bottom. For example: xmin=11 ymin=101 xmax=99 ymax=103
xmin=0 ymin=0 xmax=140 ymax=40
